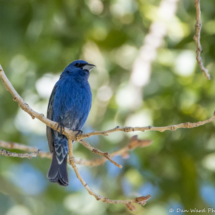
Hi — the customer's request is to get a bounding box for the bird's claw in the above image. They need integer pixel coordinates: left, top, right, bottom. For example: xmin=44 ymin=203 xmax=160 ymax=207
xmin=75 ymin=130 xmax=83 ymax=138
xmin=57 ymin=122 xmax=64 ymax=135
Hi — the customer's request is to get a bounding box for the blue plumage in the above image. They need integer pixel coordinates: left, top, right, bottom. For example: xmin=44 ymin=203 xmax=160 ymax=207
xmin=46 ymin=60 xmax=94 ymax=186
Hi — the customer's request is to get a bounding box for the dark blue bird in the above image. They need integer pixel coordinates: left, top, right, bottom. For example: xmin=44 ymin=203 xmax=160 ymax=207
xmin=46 ymin=60 xmax=95 ymax=186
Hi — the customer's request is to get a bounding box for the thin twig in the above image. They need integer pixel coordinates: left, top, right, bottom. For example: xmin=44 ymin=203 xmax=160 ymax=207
xmin=193 ymin=0 xmax=210 ymax=80
xmin=79 ymin=139 xmax=122 ymax=168
xmin=68 ymin=139 xmax=151 ymax=209
xmin=78 ymin=136 xmax=152 ymax=167
xmin=0 ymin=148 xmax=41 ymax=159
xmin=80 ymin=116 xmax=215 ymax=139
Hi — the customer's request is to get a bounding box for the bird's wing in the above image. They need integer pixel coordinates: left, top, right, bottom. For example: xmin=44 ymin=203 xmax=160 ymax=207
xmin=46 ymin=84 xmax=57 ymax=152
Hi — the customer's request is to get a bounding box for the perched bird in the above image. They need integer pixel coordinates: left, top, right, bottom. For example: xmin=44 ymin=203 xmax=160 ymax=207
xmin=46 ymin=60 xmax=95 ymax=186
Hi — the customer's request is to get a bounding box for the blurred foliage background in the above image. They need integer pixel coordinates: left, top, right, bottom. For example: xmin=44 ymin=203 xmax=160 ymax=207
xmin=0 ymin=0 xmax=215 ymax=214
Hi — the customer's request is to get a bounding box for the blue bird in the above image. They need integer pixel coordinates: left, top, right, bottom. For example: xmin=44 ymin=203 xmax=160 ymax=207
xmin=46 ymin=60 xmax=95 ymax=186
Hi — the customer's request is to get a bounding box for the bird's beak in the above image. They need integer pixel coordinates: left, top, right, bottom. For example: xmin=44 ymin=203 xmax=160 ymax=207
xmin=82 ymin=64 xmax=96 ymax=72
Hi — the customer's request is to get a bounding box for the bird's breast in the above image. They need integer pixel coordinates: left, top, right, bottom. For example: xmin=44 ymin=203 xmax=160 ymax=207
xmin=52 ymin=78 xmax=92 ymax=130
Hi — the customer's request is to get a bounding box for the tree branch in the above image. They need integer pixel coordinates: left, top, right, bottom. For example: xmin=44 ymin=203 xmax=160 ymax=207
xmin=79 ymin=115 xmax=215 ymax=139
xmin=79 ymin=139 xmax=122 ymax=168
xmin=0 ymin=140 xmax=52 ymax=159
xmin=193 ymin=0 xmax=210 ymax=80
xmin=0 ymin=148 xmax=40 ymax=159
xmin=0 ymin=136 xmax=152 ymax=167
xmin=79 ymin=136 xmax=152 ymax=167
xmin=68 ymin=139 xmax=151 ymax=210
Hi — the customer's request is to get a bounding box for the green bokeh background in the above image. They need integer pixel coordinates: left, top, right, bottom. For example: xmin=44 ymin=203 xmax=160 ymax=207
xmin=0 ymin=0 xmax=215 ymax=214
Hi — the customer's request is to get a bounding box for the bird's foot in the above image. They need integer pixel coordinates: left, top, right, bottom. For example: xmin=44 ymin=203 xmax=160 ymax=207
xmin=75 ymin=130 xmax=83 ymax=139
xmin=57 ymin=122 xmax=64 ymax=135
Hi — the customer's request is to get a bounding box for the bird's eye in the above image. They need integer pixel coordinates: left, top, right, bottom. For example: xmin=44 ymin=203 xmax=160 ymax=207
xmin=75 ymin=63 xmax=80 ymax=67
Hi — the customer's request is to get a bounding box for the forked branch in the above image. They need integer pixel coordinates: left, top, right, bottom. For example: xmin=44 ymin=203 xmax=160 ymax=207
xmin=68 ymin=139 xmax=151 ymax=210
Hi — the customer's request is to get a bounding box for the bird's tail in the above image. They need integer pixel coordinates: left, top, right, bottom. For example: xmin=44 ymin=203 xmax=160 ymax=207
xmin=47 ymin=150 xmax=69 ymax=186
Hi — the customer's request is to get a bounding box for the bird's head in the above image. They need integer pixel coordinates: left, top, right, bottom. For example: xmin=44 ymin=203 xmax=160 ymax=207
xmin=62 ymin=60 xmax=95 ymax=80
